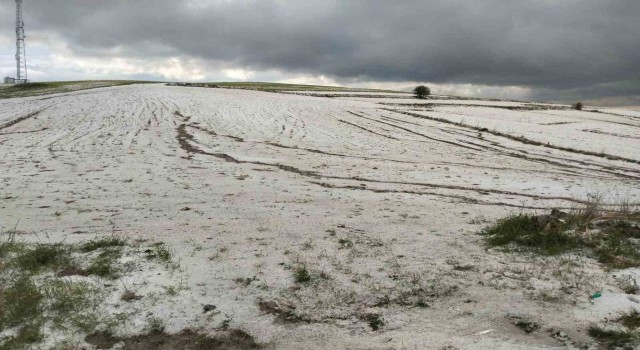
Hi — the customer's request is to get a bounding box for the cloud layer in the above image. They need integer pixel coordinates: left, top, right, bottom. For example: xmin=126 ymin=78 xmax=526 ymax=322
xmin=1 ymin=0 xmax=639 ymax=104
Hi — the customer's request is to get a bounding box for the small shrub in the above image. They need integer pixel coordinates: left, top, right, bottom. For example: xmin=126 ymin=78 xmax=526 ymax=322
xmin=363 ymin=313 xmax=385 ymax=331
xmin=509 ymin=315 xmax=540 ymax=334
xmin=573 ymin=102 xmax=583 ymax=110
xmin=413 ymin=85 xmax=431 ymax=99
xmin=121 ymin=290 xmax=141 ymax=302
xmin=415 ymin=299 xmax=430 ymax=308
xmin=338 ymin=238 xmax=353 ymax=248
xmin=293 ymin=266 xmax=312 ymax=283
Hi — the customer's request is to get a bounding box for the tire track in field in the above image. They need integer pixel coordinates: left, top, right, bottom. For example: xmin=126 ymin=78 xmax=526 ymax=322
xmin=384 ymin=108 xmax=640 ymax=179
xmin=345 ymin=110 xmax=485 ymax=152
xmin=174 ymin=111 xmax=588 ymax=208
xmin=0 ymin=108 xmax=48 ymax=132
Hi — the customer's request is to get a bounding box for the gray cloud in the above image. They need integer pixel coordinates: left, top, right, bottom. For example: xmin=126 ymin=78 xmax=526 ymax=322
xmin=1 ymin=0 xmax=639 ymax=103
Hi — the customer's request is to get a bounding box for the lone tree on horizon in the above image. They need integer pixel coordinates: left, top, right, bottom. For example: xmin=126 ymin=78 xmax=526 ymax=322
xmin=413 ymin=85 xmax=431 ymax=99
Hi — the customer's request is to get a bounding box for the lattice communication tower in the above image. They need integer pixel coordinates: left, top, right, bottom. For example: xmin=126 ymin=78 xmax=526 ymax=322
xmin=15 ymin=0 xmax=27 ymax=83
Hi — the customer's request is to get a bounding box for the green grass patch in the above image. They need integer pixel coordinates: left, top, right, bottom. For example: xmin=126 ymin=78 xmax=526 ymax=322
xmin=482 ymin=214 xmax=579 ymax=255
xmin=0 ymin=236 xmax=179 ymax=349
xmin=0 ymin=321 xmax=44 ymax=350
xmin=0 ymin=275 xmax=104 ymax=349
xmin=481 ymin=210 xmax=640 ymax=269
xmin=0 ymin=275 xmax=43 ymax=329
xmin=42 ymin=279 xmax=102 ymax=332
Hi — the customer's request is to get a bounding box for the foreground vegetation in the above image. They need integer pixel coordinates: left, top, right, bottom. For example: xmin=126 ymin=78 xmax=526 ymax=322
xmin=482 ymin=197 xmax=640 ymax=348
xmin=588 ymin=310 xmax=640 ymax=350
xmin=0 ymin=230 xmax=180 ymax=349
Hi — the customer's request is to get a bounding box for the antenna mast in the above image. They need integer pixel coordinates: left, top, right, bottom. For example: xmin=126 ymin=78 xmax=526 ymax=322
xmin=15 ymin=0 xmax=27 ymax=83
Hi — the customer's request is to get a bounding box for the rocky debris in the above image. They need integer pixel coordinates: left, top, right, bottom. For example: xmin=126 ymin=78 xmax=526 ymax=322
xmin=203 ymin=304 xmax=217 ymax=313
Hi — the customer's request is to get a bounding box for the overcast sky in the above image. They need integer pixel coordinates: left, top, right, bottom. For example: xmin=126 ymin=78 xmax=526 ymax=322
xmin=1 ymin=0 xmax=639 ymax=105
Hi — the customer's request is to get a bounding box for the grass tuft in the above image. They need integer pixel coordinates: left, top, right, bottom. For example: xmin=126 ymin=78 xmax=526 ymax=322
xmin=13 ymin=244 xmax=72 ymax=273
xmin=145 ymin=242 xmax=173 ymax=265
xmin=144 ymin=317 xmax=166 ymax=335
xmin=86 ymin=248 xmax=122 ymax=279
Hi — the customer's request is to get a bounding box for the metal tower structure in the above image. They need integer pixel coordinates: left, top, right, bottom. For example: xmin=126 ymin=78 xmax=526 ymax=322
xmin=15 ymin=0 xmax=27 ymax=83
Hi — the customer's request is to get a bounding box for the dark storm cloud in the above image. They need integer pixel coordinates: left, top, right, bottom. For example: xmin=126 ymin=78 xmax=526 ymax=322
xmin=2 ymin=0 xmax=639 ymax=100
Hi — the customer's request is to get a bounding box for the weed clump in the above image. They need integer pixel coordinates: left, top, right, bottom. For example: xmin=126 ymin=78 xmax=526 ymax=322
xmin=145 ymin=242 xmax=173 ymax=264
xmin=363 ymin=313 xmax=385 ymax=331
xmin=508 ymin=315 xmax=540 ymax=334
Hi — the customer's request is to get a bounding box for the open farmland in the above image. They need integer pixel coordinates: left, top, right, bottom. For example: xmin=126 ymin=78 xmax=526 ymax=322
xmin=1 ymin=83 xmax=640 ymax=349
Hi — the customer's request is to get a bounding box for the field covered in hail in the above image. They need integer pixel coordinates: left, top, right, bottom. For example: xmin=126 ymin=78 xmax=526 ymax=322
xmin=1 ymin=83 xmax=640 ymax=349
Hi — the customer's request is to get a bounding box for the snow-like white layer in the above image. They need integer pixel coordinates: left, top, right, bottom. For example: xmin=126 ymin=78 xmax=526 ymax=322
xmin=283 ymin=91 xmax=412 ymax=96
xmin=340 ymin=98 xmax=528 ymax=107
xmin=1 ymin=84 xmax=639 ymax=349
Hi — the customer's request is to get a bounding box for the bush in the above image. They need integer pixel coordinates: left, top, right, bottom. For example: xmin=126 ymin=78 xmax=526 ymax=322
xmin=413 ymin=85 xmax=431 ymax=99
xmin=573 ymin=102 xmax=583 ymax=110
